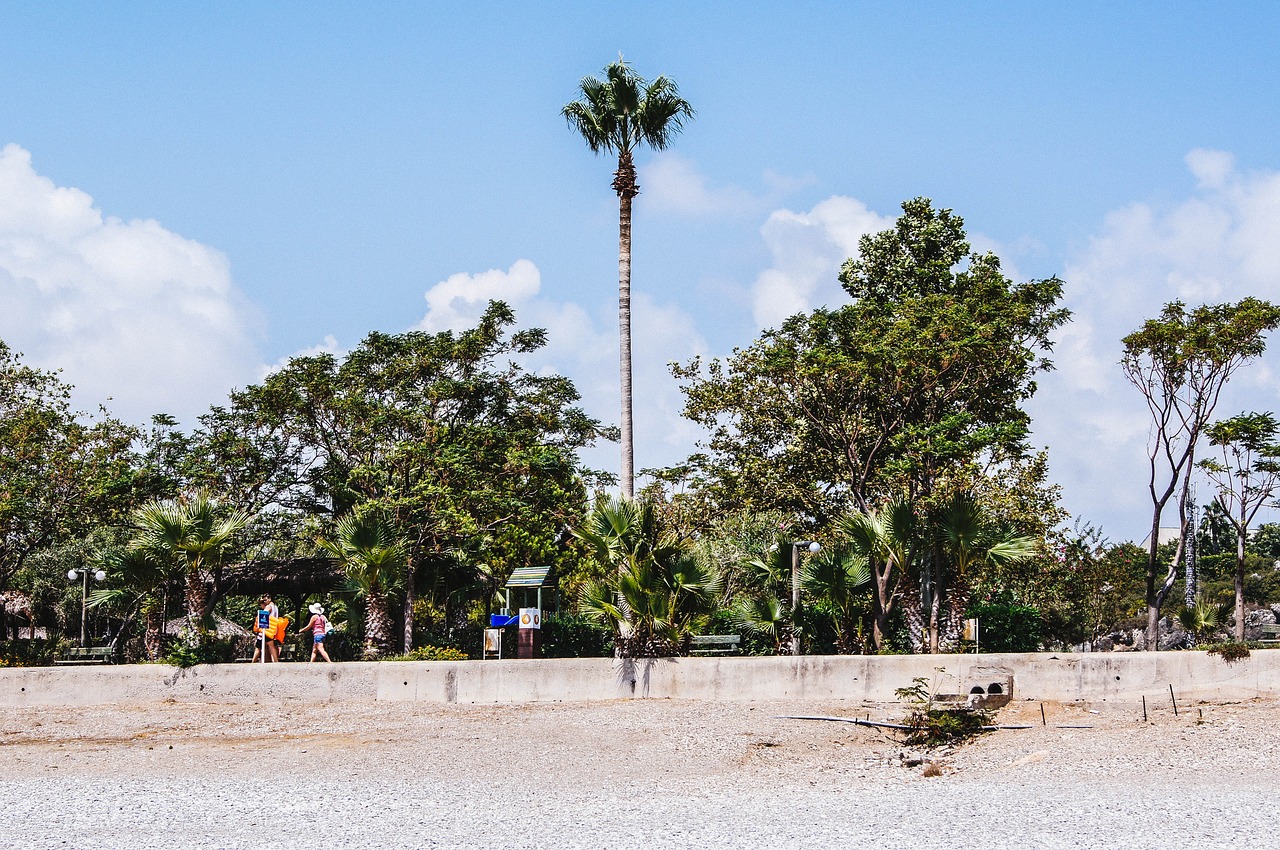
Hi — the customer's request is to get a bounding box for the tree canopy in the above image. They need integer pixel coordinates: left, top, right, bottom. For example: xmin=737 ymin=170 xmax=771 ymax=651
xmin=674 ymin=198 xmax=1069 ymax=524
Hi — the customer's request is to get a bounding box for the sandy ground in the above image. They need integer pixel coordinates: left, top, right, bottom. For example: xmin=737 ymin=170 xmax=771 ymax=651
xmin=2 ymin=696 xmax=1278 ymax=848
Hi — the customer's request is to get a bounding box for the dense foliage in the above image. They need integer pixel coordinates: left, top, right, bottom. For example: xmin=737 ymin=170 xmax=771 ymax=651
xmin=5 ymin=197 xmax=1280 ymax=665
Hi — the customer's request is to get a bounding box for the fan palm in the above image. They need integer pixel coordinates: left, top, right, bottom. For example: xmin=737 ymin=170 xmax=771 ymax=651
xmin=87 ymin=546 xmax=176 ymax=660
xmin=1177 ymin=596 xmax=1224 ymax=646
xmin=732 ymin=594 xmax=789 ymax=655
xmin=801 ymin=549 xmax=872 ymax=654
xmin=930 ymin=491 xmax=1039 ymax=652
xmin=319 ymin=512 xmax=406 ymax=659
xmin=130 ymin=492 xmax=251 ymax=638
xmin=563 ymin=59 xmax=693 ymax=498
xmin=738 ymin=542 xmax=811 ymax=654
xmin=840 ymin=498 xmax=920 ymax=651
xmin=575 ymin=497 xmax=719 ymax=656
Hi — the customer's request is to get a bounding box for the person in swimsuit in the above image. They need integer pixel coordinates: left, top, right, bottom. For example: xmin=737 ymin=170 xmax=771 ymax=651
xmin=296 ymin=602 xmax=332 ymax=663
xmin=251 ymin=594 xmax=280 ymax=663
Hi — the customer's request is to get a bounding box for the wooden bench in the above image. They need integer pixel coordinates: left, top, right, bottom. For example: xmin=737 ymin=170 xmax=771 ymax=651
xmin=54 ymin=646 xmax=114 ymax=665
xmin=689 ymin=634 xmax=741 ymax=656
xmin=1260 ymin=624 xmax=1280 ymax=644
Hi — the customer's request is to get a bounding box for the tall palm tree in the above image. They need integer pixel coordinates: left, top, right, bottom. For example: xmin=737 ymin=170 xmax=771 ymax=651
xmin=319 ymin=512 xmax=406 ymax=659
xmin=130 ymin=492 xmax=251 ymax=638
xmin=563 ymin=59 xmax=694 ymax=498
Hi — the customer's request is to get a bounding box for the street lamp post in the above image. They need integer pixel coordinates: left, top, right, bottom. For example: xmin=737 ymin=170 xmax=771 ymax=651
xmin=67 ymin=568 xmax=106 ymax=647
xmin=790 ymin=540 xmax=821 ymax=655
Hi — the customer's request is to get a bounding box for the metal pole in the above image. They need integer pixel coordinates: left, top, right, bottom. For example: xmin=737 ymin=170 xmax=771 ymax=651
xmin=80 ymin=569 xmax=89 ymax=647
xmin=791 ymin=544 xmax=801 ymax=656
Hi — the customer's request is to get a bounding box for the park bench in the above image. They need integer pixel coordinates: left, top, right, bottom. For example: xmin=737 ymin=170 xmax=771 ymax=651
xmin=235 ymin=643 xmax=298 ymax=663
xmin=689 ymin=634 xmax=741 ymax=656
xmin=54 ymin=646 xmax=114 ymax=665
xmin=1260 ymin=624 xmax=1280 ymax=644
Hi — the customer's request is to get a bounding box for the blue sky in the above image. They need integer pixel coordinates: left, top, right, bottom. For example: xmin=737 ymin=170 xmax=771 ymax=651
xmin=4 ymin=2 xmax=1280 ymax=541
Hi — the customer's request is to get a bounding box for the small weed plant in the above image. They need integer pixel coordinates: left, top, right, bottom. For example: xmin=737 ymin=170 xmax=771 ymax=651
xmin=1204 ymin=641 xmax=1251 ymax=664
xmin=895 ymin=674 xmax=992 ymax=748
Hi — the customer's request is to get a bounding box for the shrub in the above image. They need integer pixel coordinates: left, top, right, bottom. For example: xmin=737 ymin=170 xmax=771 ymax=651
xmin=164 ymin=637 xmax=238 ymax=668
xmin=383 ymin=645 xmax=469 ymax=662
xmin=0 ymin=638 xmax=71 ymax=667
xmin=895 ymin=676 xmax=992 ymax=748
xmin=1204 ymin=641 xmax=1252 ymax=664
xmin=541 ymin=614 xmax=613 ymax=658
xmin=967 ymin=595 xmax=1043 ymax=652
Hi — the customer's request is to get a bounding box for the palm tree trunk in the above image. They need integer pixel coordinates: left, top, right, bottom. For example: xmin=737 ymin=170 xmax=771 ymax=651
xmin=144 ymin=597 xmax=164 ymax=661
xmin=614 ymin=150 xmax=637 ymax=499
xmin=945 ymin=579 xmax=970 ymax=650
xmin=903 ymin=586 xmax=925 ymax=653
xmin=185 ymin=561 xmax=208 ymax=638
xmin=365 ymin=588 xmax=392 ymax=659
xmin=403 ymin=565 xmax=415 ymax=653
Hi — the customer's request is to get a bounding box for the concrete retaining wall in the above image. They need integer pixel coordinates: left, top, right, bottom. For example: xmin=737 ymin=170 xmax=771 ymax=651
xmin=3 ymin=651 xmax=1279 ymax=707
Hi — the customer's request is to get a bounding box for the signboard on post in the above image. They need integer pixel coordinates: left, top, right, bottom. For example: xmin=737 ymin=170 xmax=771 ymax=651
xmin=518 ymin=608 xmax=541 ymax=629
xmin=963 ymin=618 xmax=980 ymax=653
xmin=483 ymin=628 xmax=502 ymax=660
xmin=257 ymin=609 xmax=271 ymax=664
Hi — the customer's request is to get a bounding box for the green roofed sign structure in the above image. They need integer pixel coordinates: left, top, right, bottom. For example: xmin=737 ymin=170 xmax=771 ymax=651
xmin=502 ymin=565 xmax=553 ymax=616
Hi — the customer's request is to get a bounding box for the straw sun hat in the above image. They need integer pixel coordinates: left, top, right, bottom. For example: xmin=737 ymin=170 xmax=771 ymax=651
xmin=309 ymin=603 xmax=325 ymax=615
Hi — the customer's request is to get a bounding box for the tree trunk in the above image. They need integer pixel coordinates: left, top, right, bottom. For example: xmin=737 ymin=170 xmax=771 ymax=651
xmin=184 ymin=563 xmax=209 ymax=638
xmin=403 ymin=564 xmax=415 ymax=654
xmin=902 ymin=586 xmax=925 ymax=653
xmin=927 ymin=548 xmax=942 ymax=654
xmin=144 ymin=598 xmax=163 ymax=661
xmin=871 ymin=560 xmax=897 ymax=652
xmin=945 ymin=578 xmax=970 ymax=650
xmin=364 ymin=588 xmax=392 ymax=659
xmin=614 ymin=150 xmax=637 ymax=499
xmin=1235 ymin=528 xmax=1247 ymax=642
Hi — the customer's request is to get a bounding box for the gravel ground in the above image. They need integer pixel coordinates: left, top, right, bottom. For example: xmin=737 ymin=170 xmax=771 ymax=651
xmin=2 ymin=697 xmax=1278 ymax=849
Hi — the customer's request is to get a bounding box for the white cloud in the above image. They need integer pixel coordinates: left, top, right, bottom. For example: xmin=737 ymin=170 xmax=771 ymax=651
xmin=414 ymin=258 xmax=709 ymax=480
xmin=1186 ymin=148 xmax=1236 ymax=190
xmin=414 ymin=259 xmax=541 ymax=333
xmin=750 ymin=196 xmax=893 ymax=328
xmin=1030 ymin=149 xmax=1280 ymax=541
xmin=0 ymin=144 xmax=261 ymax=424
xmin=259 ymin=335 xmax=342 ymax=381
xmin=638 ymin=152 xmax=757 ymax=217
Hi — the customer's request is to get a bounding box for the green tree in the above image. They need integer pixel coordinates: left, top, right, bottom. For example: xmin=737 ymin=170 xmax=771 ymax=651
xmin=800 ymin=548 xmax=872 ymax=654
xmin=130 ymin=491 xmax=252 ymax=638
xmin=0 ymin=353 xmax=146 ymax=646
xmin=1121 ymin=298 xmax=1280 ymax=649
xmin=574 ymin=497 xmax=720 ymax=657
xmin=674 ymin=199 xmax=1068 ymax=525
xmin=563 ymin=59 xmax=694 ymax=499
xmin=87 ymin=544 xmax=177 ymax=660
xmin=839 ymin=499 xmax=919 ymax=652
xmin=839 ymin=491 xmax=1036 ymax=653
xmin=927 ymin=491 xmax=1038 ymax=653
xmin=0 ymin=340 xmax=138 ymax=612
xmin=1248 ymin=522 xmax=1280 ymax=559
xmin=1198 ymin=412 xmax=1280 ymax=641
xmin=319 ymin=512 xmax=406 ymax=659
xmin=199 ymin=302 xmax=604 ymax=651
